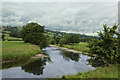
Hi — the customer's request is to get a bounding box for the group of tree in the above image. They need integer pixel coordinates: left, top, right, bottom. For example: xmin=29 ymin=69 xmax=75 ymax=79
xmin=46 ymin=32 xmax=97 ymax=46
xmin=1 ymin=24 xmax=97 ymax=44
xmin=88 ymin=24 xmax=119 ymax=66
xmin=45 ymin=29 xmax=98 ymax=45
xmin=2 ymin=22 xmax=99 ymax=50
xmin=2 ymin=26 xmax=21 ymax=38
xmin=59 ymin=34 xmax=80 ymax=46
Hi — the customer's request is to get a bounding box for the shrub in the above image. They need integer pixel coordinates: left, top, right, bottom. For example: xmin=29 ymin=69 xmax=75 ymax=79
xmin=88 ymin=24 xmax=119 ymax=66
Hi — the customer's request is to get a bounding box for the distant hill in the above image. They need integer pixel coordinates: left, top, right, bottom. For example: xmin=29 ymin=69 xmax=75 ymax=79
xmin=45 ymin=29 xmax=99 ymax=42
xmin=1 ymin=26 xmax=99 ymax=42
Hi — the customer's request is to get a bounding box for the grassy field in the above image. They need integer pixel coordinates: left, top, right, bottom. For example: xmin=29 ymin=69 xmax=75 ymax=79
xmin=4 ymin=34 xmax=22 ymax=41
xmin=2 ymin=41 xmax=42 ymax=62
xmin=62 ymin=64 xmax=118 ymax=78
xmin=61 ymin=42 xmax=89 ymax=53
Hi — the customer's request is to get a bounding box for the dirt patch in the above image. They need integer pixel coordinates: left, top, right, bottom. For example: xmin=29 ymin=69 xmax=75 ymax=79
xmin=49 ymin=45 xmax=88 ymax=55
xmin=32 ymin=54 xmax=44 ymax=58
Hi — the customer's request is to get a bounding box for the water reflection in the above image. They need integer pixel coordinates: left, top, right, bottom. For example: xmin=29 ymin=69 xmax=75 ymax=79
xmin=2 ymin=60 xmax=28 ymax=69
xmin=87 ymin=56 xmax=107 ymax=67
xmin=21 ymin=57 xmax=51 ymax=75
xmin=20 ymin=51 xmax=81 ymax=75
xmin=2 ymin=52 xmax=51 ymax=70
xmin=60 ymin=51 xmax=80 ymax=62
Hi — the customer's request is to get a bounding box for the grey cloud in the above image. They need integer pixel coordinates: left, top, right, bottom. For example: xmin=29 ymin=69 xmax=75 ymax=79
xmin=2 ymin=2 xmax=118 ymax=35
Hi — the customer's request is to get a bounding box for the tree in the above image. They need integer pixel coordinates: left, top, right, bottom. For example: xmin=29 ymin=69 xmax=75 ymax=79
xmin=54 ymin=36 xmax=60 ymax=44
xmin=21 ymin=22 xmax=48 ymax=49
xmin=9 ymin=27 xmax=21 ymax=38
xmin=71 ymin=34 xmax=80 ymax=43
xmin=59 ymin=38 xmax=66 ymax=46
xmin=1 ymin=33 xmax=5 ymax=41
xmin=88 ymin=24 xmax=119 ymax=65
xmin=63 ymin=34 xmax=80 ymax=44
xmin=50 ymin=38 xmax=55 ymax=44
xmin=63 ymin=34 xmax=72 ymax=44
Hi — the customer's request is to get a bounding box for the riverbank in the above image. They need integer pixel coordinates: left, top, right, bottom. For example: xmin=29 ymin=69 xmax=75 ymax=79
xmin=49 ymin=43 xmax=89 ymax=55
xmin=62 ymin=64 xmax=118 ymax=78
xmin=2 ymin=41 xmax=43 ymax=63
xmin=60 ymin=43 xmax=89 ymax=53
xmin=50 ymin=44 xmax=118 ymax=78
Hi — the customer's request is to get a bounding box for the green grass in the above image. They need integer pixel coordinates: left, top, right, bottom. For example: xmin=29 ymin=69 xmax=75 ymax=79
xmin=63 ymin=64 xmax=118 ymax=78
xmin=61 ymin=42 xmax=89 ymax=53
xmin=2 ymin=41 xmax=42 ymax=62
xmin=4 ymin=34 xmax=22 ymax=41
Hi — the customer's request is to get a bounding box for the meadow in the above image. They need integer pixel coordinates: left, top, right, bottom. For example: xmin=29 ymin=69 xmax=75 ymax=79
xmin=60 ymin=42 xmax=89 ymax=53
xmin=2 ymin=41 xmax=42 ymax=62
xmin=4 ymin=33 xmax=22 ymax=41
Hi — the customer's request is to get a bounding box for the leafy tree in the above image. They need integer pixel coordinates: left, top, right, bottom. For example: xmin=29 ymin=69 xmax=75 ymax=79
xmin=1 ymin=33 xmax=5 ymax=41
xmin=63 ymin=34 xmax=72 ymax=44
xmin=54 ymin=36 xmax=61 ymax=44
xmin=39 ymin=34 xmax=49 ymax=49
xmin=9 ymin=28 xmax=21 ymax=38
xmin=71 ymin=34 xmax=80 ymax=43
xmin=63 ymin=34 xmax=80 ymax=44
xmin=88 ymin=24 xmax=119 ymax=65
xmin=3 ymin=26 xmax=21 ymax=38
xmin=59 ymin=38 xmax=66 ymax=46
xmin=51 ymin=39 xmax=55 ymax=44
xmin=21 ymin=22 xmax=48 ymax=49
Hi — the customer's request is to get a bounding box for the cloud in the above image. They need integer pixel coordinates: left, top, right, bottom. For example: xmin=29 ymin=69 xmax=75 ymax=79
xmin=2 ymin=0 xmax=119 ymax=2
xmin=2 ymin=2 xmax=118 ymax=36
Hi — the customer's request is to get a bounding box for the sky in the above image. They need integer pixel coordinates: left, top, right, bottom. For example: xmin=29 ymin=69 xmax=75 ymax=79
xmin=1 ymin=0 xmax=119 ymax=2
xmin=1 ymin=2 xmax=118 ymax=36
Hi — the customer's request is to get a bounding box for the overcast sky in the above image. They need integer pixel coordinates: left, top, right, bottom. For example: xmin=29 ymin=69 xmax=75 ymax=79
xmin=1 ymin=0 xmax=119 ymax=2
xmin=1 ymin=2 xmax=118 ymax=36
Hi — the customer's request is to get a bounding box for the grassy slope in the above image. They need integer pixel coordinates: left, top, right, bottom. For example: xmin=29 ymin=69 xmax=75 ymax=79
xmin=4 ymin=34 xmax=22 ymax=41
xmin=2 ymin=41 xmax=42 ymax=61
xmin=63 ymin=65 xmax=118 ymax=78
xmin=61 ymin=42 xmax=89 ymax=53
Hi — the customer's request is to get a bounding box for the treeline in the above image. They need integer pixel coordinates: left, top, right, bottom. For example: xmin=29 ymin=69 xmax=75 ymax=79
xmin=2 ymin=26 xmax=22 ymax=38
xmin=45 ymin=29 xmax=98 ymax=45
xmin=1 ymin=26 xmax=22 ymax=41
xmin=1 ymin=25 xmax=98 ymax=43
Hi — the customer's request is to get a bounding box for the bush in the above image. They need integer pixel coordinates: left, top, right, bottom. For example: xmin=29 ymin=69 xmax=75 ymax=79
xmin=88 ymin=24 xmax=119 ymax=65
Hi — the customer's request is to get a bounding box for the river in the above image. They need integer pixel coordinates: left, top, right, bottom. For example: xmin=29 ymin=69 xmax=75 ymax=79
xmin=2 ymin=47 xmax=95 ymax=78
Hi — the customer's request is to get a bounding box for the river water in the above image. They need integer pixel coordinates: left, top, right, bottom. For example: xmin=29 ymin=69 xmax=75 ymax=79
xmin=2 ymin=47 xmax=95 ymax=78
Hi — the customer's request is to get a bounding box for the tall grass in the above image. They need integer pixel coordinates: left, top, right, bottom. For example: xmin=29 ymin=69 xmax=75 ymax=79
xmin=64 ymin=64 xmax=118 ymax=78
xmin=62 ymin=43 xmax=89 ymax=52
xmin=2 ymin=41 xmax=41 ymax=62
xmin=4 ymin=34 xmax=22 ymax=41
